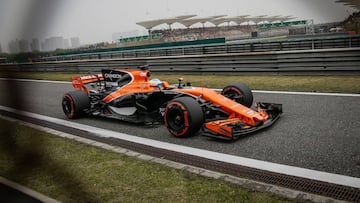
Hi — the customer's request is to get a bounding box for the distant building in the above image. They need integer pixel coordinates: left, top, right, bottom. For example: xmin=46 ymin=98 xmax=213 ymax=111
xmin=8 ymin=40 xmax=19 ymax=53
xmin=31 ymin=38 xmax=40 ymax=52
xmin=40 ymin=41 xmax=45 ymax=52
xmin=19 ymin=39 xmax=30 ymax=52
xmin=42 ymin=36 xmax=64 ymax=51
xmin=64 ymin=39 xmax=70 ymax=49
xmin=9 ymin=39 xmax=30 ymax=53
xmin=8 ymin=39 xmax=30 ymax=53
xmin=70 ymin=37 xmax=80 ymax=48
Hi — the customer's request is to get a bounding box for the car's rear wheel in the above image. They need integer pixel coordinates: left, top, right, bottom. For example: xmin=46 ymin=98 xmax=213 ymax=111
xmin=164 ymin=97 xmax=204 ymax=137
xmin=221 ymin=83 xmax=253 ymax=108
xmin=62 ymin=90 xmax=90 ymax=119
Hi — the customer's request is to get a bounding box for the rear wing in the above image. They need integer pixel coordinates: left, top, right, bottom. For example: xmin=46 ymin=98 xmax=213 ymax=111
xmin=71 ymin=74 xmax=104 ymax=94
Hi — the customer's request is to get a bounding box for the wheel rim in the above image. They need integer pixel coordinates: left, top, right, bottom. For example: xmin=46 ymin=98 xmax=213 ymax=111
xmin=62 ymin=95 xmax=74 ymax=118
xmin=167 ymin=107 xmax=185 ymax=132
xmin=165 ymin=101 xmax=191 ymax=137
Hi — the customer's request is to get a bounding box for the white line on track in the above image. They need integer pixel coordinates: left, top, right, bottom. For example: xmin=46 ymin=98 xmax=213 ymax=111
xmin=1 ymin=104 xmax=359 ymax=189
xmin=1 ymin=78 xmax=359 ymax=97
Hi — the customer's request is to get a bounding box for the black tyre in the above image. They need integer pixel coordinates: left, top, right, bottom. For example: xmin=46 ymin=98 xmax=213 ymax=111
xmin=164 ymin=97 xmax=204 ymax=137
xmin=62 ymin=90 xmax=90 ymax=119
xmin=221 ymin=83 xmax=253 ymax=108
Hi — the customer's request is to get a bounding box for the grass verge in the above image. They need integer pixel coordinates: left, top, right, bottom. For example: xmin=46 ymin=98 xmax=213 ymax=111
xmin=1 ymin=72 xmax=360 ymax=93
xmin=0 ymin=118 xmax=295 ymax=203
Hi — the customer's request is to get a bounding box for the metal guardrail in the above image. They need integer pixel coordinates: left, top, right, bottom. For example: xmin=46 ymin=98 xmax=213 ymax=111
xmin=1 ymin=48 xmax=360 ymax=75
xmin=41 ymin=35 xmax=360 ymax=62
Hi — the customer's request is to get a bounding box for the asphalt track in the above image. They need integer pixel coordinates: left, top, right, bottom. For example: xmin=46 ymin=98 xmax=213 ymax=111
xmin=0 ymin=79 xmax=359 ymax=179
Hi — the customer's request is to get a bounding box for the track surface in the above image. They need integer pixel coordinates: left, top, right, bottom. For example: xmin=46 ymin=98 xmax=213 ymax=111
xmin=1 ymin=79 xmax=359 ymax=178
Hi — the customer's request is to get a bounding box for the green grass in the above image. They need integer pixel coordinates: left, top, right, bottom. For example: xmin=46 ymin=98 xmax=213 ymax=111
xmin=1 ymin=72 xmax=360 ymax=93
xmin=0 ymin=119 xmax=295 ymax=203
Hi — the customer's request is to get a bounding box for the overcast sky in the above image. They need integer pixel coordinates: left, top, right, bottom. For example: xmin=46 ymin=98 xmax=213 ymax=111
xmin=0 ymin=0 xmax=357 ymax=51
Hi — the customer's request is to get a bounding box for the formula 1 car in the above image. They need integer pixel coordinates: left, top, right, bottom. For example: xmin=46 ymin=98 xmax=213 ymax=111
xmin=62 ymin=66 xmax=282 ymax=140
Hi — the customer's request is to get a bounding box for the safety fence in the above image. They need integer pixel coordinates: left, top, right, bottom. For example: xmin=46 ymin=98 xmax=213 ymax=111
xmin=41 ymin=34 xmax=360 ymax=62
xmin=1 ymin=48 xmax=359 ymax=75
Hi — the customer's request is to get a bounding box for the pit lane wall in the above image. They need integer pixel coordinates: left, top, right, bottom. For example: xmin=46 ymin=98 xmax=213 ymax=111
xmin=1 ymin=48 xmax=360 ymax=75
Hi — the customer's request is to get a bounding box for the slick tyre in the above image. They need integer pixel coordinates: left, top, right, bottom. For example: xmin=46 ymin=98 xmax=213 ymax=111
xmin=164 ymin=97 xmax=204 ymax=138
xmin=221 ymin=83 xmax=253 ymax=108
xmin=62 ymin=90 xmax=90 ymax=119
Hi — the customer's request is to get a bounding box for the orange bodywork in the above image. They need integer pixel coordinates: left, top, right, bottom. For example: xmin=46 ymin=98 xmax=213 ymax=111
xmin=71 ymin=69 xmax=275 ymax=139
xmin=103 ymin=70 xmax=157 ymax=103
xmin=72 ymin=69 xmax=174 ymax=101
xmin=175 ymin=87 xmax=271 ymax=139
xmin=174 ymin=87 xmax=269 ymax=125
xmin=71 ymin=74 xmax=104 ymax=94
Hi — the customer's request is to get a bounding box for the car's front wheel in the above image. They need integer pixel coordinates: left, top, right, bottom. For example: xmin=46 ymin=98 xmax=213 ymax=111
xmin=164 ymin=97 xmax=204 ymax=137
xmin=221 ymin=83 xmax=253 ymax=108
xmin=62 ymin=90 xmax=90 ymax=119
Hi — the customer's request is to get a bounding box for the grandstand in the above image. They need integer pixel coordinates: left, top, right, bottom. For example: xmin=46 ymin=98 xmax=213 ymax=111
xmin=121 ymin=15 xmax=303 ymax=46
xmin=136 ymin=15 xmax=296 ymax=31
xmin=52 ymin=7 xmax=359 ymax=58
xmin=131 ymin=4 xmax=359 ymax=46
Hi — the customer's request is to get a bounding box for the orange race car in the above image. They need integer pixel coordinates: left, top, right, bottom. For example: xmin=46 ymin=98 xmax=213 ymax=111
xmin=62 ymin=66 xmax=282 ymax=140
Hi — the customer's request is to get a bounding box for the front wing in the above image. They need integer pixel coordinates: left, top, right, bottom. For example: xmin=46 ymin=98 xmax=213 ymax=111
xmin=202 ymin=102 xmax=282 ymax=140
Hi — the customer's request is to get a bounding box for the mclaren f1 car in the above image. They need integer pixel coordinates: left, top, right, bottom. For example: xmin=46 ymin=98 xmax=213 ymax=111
xmin=62 ymin=66 xmax=282 ymax=140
